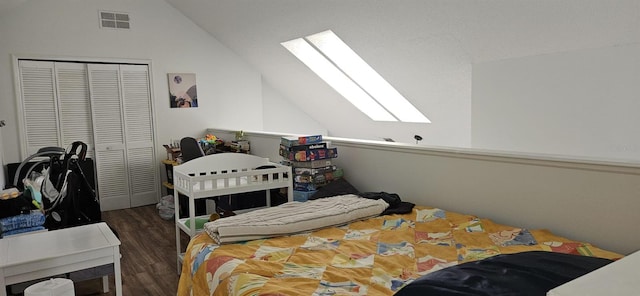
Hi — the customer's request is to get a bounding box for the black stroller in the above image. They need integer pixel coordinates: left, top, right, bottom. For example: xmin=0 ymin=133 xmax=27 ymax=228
xmin=14 ymin=141 xmax=101 ymax=230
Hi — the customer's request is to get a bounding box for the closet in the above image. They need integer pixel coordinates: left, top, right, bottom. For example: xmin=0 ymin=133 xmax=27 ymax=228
xmin=16 ymin=60 xmax=158 ymax=211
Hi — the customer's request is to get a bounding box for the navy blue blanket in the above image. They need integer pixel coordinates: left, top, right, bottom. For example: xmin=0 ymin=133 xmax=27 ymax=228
xmin=395 ymin=251 xmax=613 ymax=296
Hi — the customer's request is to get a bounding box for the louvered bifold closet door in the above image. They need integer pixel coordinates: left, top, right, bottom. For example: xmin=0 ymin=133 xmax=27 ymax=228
xmin=88 ymin=64 xmax=131 ymax=211
xmin=120 ymin=64 xmax=157 ymax=207
xmin=18 ymin=60 xmax=61 ymax=156
xmin=55 ymin=62 xmax=95 ymax=159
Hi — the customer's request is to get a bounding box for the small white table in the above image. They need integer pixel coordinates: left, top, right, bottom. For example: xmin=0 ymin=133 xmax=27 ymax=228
xmin=0 ymin=222 xmax=122 ymax=296
xmin=547 ymin=250 xmax=640 ymax=295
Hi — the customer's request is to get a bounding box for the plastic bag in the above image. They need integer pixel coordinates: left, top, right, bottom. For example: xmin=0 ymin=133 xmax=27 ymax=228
xmin=156 ymin=195 xmax=175 ymax=220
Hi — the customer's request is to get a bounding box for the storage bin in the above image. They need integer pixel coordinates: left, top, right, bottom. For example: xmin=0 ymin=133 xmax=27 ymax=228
xmin=24 ymin=278 xmax=74 ymax=296
xmin=293 ymin=190 xmax=316 ymax=202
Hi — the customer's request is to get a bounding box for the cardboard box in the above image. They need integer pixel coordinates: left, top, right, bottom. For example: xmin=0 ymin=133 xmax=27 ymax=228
xmin=280 ymin=147 xmax=338 ymax=162
xmin=298 ymin=135 xmax=323 ymax=145
xmin=286 ymin=159 xmax=333 ymax=168
xmin=280 ymin=135 xmax=323 ymax=147
xmin=294 ymin=171 xmax=333 ymax=185
xmin=294 ymin=171 xmax=343 ymax=191
xmin=294 ymin=174 xmax=314 ymax=183
xmin=286 ymin=142 xmax=328 ymax=152
xmin=280 ymin=136 xmax=300 ymax=147
xmin=294 ymin=166 xmax=336 ymax=176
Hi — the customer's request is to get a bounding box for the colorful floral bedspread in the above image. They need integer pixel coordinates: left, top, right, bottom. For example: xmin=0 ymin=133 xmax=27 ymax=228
xmin=177 ymin=206 xmax=621 ymax=296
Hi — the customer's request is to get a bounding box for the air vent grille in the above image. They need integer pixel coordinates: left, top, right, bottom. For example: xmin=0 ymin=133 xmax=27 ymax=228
xmin=99 ymin=11 xmax=130 ymax=29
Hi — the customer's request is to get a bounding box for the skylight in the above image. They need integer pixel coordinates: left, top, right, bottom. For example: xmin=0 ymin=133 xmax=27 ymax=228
xmin=282 ymin=30 xmax=430 ymax=123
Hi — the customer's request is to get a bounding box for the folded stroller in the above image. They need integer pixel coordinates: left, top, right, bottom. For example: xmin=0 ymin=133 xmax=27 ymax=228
xmin=14 ymin=141 xmax=101 ymax=230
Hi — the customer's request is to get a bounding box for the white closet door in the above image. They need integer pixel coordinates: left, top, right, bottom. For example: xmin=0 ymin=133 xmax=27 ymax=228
xmin=120 ymin=64 xmax=157 ymax=207
xmin=88 ymin=64 xmax=131 ymax=211
xmin=18 ymin=60 xmax=60 ymax=156
xmin=18 ymin=60 xmax=158 ymax=211
xmin=54 ymin=62 xmax=94 ymax=158
xmin=19 ymin=61 xmax=94 ymax=157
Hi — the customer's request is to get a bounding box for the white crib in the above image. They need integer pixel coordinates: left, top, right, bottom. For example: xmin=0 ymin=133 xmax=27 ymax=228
xmin=172 ymin=153 xmax=293 ymax=272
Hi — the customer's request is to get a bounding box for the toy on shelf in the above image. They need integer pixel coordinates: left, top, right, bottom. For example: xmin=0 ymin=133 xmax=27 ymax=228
xmin=200 ymin=133 xmax=250 ymax=154
xmin=163 ymin=144 xmax=181 ymax=160
xmin=199 ymin=133 xmax=226 ymax=154
xmin=201 ymin=133 xmax=221 ymax=145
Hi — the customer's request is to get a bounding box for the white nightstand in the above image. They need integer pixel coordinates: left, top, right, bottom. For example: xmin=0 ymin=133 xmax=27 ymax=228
xmin=547 ymin=250 xmax=640 ymax=295
xmin=0 ymin=222 xmax=122 ymax=296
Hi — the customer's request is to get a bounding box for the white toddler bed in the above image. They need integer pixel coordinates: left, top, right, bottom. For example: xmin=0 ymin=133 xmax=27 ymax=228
xmin=172 ymin=153 xmax=293 ymax=271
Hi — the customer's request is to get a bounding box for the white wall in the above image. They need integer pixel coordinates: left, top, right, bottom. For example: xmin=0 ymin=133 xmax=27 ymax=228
xmin=211 ymin=129 xmax=640 ymax=255
xmin=472 ymin=44 xmax=640 ymax=162
xmin=0 ymin=124 xmax=4 ymax=189
xmin=261 ymin=78 xmax=327 ymax=136
xmin=0 ymin=0 xmax=322 ymax=175
xmin=0 ymin=0 xmax=260 ymax=164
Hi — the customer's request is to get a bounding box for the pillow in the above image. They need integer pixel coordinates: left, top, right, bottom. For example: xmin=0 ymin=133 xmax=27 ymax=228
xmin=309 ymin=178 xmax=359 ymax=200
xmin=395 ymin=251 xmax=613 ymax=296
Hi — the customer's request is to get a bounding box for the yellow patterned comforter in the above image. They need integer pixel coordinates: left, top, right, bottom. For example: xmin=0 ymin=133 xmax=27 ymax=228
xmin=177 ymin=206 xmax=621 ymax=296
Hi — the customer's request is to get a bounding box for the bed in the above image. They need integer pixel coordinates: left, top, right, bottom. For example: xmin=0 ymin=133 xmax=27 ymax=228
xmin=176 ymin=193 xmax=622 ymax=295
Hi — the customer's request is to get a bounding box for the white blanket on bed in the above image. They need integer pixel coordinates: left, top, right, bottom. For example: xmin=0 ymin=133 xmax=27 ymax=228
xmin=203 ymin=194 xmax=389 ymax=244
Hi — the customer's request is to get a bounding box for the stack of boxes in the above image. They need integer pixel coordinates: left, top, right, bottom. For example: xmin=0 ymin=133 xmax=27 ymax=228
xmin=279 ymin=135 xmax=342 ymax=202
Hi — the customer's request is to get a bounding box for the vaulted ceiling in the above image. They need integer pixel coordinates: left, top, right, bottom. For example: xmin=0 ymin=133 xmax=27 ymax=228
xmin=164 ymin=1 xmax=640 ymax=144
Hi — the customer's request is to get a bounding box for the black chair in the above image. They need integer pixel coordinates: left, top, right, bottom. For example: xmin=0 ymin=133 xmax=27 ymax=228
xmin=177 ymin=137 xmax=206 ymax=216
xmin=179 ymin=137 xmax=205 ymax=163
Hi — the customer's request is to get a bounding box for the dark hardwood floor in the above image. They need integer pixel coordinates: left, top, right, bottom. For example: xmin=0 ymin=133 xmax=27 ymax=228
xmin=73 ymin=205 xmax=189 ymax=296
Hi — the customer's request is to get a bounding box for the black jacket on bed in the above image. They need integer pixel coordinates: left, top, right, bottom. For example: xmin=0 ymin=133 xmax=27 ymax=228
xmin=395 ymin=251 xmax=613 ymax=296
xmin=357 ymin=191 xmax=415 ymax=215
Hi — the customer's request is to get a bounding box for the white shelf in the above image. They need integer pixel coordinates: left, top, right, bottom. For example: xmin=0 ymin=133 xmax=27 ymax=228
xmin=176 ymin=215 xmax=212 ymax=236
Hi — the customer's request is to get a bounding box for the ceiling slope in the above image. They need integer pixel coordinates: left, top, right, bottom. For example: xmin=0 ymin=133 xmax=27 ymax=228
xmin=165 ymin=0 xmax=640 ymax=144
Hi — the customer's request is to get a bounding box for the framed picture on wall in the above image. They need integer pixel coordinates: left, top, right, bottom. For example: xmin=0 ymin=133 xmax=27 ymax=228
xmin=168 ymin=73 xmax=198 ymax=108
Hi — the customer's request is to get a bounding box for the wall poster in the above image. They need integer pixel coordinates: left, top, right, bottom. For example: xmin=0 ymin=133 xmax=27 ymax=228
xmin=168 ymin=73 xmax=198 ymax=108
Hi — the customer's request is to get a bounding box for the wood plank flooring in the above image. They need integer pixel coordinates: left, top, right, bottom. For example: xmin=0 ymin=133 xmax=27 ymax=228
xmin=72 ymin=205 xmax=189 ymax=296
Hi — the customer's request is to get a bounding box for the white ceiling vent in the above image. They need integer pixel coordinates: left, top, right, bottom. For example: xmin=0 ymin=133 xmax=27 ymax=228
xmin=99 ymin=11 xmax=130 ymax=29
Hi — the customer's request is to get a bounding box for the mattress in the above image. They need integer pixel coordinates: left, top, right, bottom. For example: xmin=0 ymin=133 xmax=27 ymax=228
xmin=177 ymin=205 xmax=621 ymax=296
xmin=204 ymin=194 xmax=389 ymax=243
